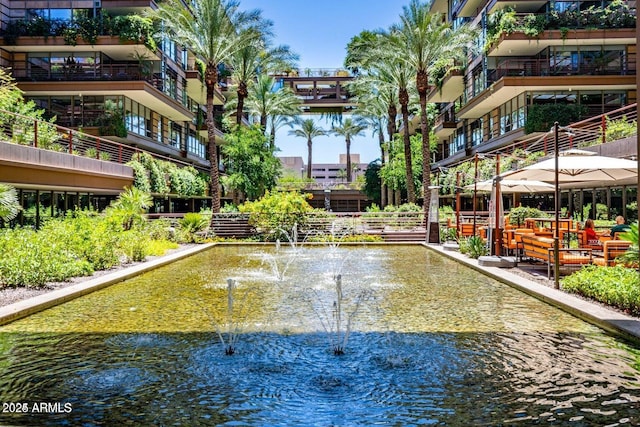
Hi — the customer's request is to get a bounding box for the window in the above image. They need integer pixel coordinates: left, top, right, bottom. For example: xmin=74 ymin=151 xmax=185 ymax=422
xmin=187 ymin=131 xmax=206 ymax=158
xmin=170 ymin=122 xmax=182 ymax=149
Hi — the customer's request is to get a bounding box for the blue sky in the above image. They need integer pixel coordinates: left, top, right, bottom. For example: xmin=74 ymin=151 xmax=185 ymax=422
xmin=239 ymin=0 xmax=409 ymax=164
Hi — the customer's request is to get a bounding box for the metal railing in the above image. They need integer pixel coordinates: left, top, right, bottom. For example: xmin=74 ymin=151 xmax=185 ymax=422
xmin=205 ymin=211 xmax=428 ymax=240
xmin=499 ymin=102 xmax=638 ymax=156
xmin=0 ymin=109 xmax=209 ymax=172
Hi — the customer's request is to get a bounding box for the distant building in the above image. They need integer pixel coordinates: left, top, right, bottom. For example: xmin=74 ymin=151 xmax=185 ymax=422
xmin=279 ymin=155 xmax=368 ymax=184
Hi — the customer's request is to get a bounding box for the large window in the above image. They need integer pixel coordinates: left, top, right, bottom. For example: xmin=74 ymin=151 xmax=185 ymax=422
xmin=498 ymin=94 xmax=526 ymax=135
xmin=470 ymin=119 xmax=483 ymax=147
xmin=548 ymin=46 xmax=628 ymax=75
xmin=125 ymin=99 xmax=152 ymax=138
xmin=449 ymin=129 xmax=465 ymax=155
xmin=187 ymin=131 xmax=206 ymax=158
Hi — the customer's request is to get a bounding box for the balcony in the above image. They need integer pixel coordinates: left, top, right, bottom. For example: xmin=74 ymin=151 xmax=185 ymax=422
xmin=457 ymin=53 xmax=636 ymax=120
xmin=1 ymin=35 xmax=159 ymax=62
xmin=427 ymin=69 xmax=464 ymax=103
xmin=185 ymin=69 xmax=225 ymax=106
xmin=457 ymin=74 xmax=636 ymax=120
xmin=434 ymin=110 xmax=458 ymax=138
xmin=488 ymin=28 xmax=637 ymax=57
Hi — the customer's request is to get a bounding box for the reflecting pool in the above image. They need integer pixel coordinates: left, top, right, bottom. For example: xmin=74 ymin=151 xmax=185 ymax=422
xmin=0 ymin=245 xmax=639 ymax=426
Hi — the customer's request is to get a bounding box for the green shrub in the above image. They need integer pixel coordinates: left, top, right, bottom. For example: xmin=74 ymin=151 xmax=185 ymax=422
xmin=118 ymin=229 xmax=149 ymax=263
xmin=562 ymin=265 xmax=640 ymax=316
xmin=441 ymin=226 xmax=458 ymax=243
xmin=0 ymin=227 xmax=93 ymax=287
xmin=462 ymin=235 xmax=488 ymax=259
xmin=145 ymin=218 xmax=175 ymax=241
xmin=239 ymin=190 xmax=313 ymax=240
xmin=145 ymin=239 xmax=179 ymax=256
xmin=178 ymin=212 xmax=209 ymax=242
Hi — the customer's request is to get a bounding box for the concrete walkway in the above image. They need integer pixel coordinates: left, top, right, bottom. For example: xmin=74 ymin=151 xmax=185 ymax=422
xmin=0 ymin=243 xmax=215 ymax=326
xmin=425 ymin=243 xmax=640 ymax=344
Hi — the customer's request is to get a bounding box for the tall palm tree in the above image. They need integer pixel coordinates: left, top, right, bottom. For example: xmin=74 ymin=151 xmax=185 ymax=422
xmin=395 ymin=0 xmax=477 ymax=218
xmin=243 ymin=74 xmax=302 ymax=147
xmin=229 ymin=28 xmax=298 ymax=126
xmin=288 ymin=118 xmax=326 ymax=179
xmin=347 ymin=30 xmax=418 ymax=203
xmin=353 ymin=92 xmax=391 ymax=206
xmin=152 ymin=0 xmax=264 ymax=212
xmin=331 ymin=117 xmax=367 ymax=182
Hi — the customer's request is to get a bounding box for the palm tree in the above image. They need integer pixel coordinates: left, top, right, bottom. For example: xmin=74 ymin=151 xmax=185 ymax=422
xmin=0 ymin=183 xmax=21 ymax=223
xmin=349 ymin=79 xmax=397 ymax=206
xmin=229 ymin=29 xmax=298 ymax=126
xmin=347 ymin=30 xmax=419 ymax=203
xmin=151 ymin=0 xmax=265 ymax=213
xmin=288 ymin=118 xmax=326 ymax=179
xmin=244 ymin=74 xmax=302 ymax=143
xmin=395 ymin=0 xmax=477 ymax=219
xmin=109 ymin=187 xmax=153 ymax=231
xmin=331 ymin=117 xmax=366 ymax=182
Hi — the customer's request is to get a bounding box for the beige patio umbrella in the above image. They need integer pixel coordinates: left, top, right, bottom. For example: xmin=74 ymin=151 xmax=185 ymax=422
xmin=503 ymin=149 xmax=638 ymax=184
xmin=465 ymin=179 xmax=555 ymax=193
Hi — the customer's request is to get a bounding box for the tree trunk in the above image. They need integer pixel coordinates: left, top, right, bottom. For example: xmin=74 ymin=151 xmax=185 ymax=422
xmin=269 ymin=121 xmax=276 ymax=151
xmin=399 ymin=87 xmax=415 ymax=204
xmin=387 ymin=103 xmax=397 ymax=142
xmin=260 ymin=112 xmax=268 ymax=134
xmin=307 ymin=138 xmax=313 ymax=179
xmin=346 ymin=137 xmax=352 ymax=182
xmin=417 ymin=70 xmax=431 ymax=226
xmin=205 ymin=63 xmax=221 ymax=213
xmin=236 ymin=81 xmax=248 ymax=126
xmin=378 ymin=126 xmax=387 ymax=207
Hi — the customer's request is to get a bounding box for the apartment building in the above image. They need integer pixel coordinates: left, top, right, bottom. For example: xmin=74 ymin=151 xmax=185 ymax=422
xmin=428 ymin=0 xmax=636 ymax=166
xmin=0 ymin=1 xmax=227 ymax=221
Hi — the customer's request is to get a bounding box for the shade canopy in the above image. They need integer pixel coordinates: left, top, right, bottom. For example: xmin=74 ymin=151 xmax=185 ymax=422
xmin=466 ymin=179 xmax=555 ymax=193
xmin=504 ymin=150 xmax=638 ymax=183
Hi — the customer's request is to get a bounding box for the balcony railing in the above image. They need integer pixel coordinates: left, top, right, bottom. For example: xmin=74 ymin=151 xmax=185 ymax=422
xmin=12 ymin=61 xmax=184 ymax=105
xmin=494 ymin=102 xmax=638 ymax=156
xmin=0 ymin=109 xmax=209 ymax=172
xmin=487 ymin=56 xmax=636 ymax=83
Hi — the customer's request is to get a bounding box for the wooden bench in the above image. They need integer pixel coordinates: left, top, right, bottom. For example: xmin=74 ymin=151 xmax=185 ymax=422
xmin=502 ymin=228 xmax=534 ymax=257
xmin=520 ymin=234 xmax=592 ymax=279
xmin=592 ymin=240 xmax=632 ymax=267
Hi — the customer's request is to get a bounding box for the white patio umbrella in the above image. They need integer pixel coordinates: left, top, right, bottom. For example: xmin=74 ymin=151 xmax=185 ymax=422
xmin=465 ymin=179 xmax=555 ymax=193
xmin=503 ymin=149 xmax=638 ymax=183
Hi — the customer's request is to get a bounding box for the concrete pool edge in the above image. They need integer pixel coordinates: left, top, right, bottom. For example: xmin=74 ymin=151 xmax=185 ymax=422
xmin=424 ymin=243 xmax=640 ymax=344
xmin=0 ymin=243 xmax=216 ymax=326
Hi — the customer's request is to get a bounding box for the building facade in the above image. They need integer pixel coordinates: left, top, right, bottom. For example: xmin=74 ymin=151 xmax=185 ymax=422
xmin=0 ymin=1 xmax=227 ymax=223
xmin=428 ymin=0 xmax=636 ymax=166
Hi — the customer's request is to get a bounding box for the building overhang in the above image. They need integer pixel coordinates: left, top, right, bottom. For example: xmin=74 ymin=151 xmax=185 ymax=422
xmin=2 ymin=36 xmax=160 ymax=61
xmin=18 ymin=80 xmax=193 ymax=122
xmin=0 ymin=141 xmax=133 ymax=192
xmin=486 ymin=0 xmax=547 ymax=14
xmin=488 ymin=29 xmax=637 ymax=57
xmin=427 ymin=70 xmax=464 ymax=103
xmin=434 ymin=122 xmax=457 ymax=138
xmin=458 ymin=75 xmax=636 ymax=119
xmin=185 ymin=70 xmax=225 ymax=106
